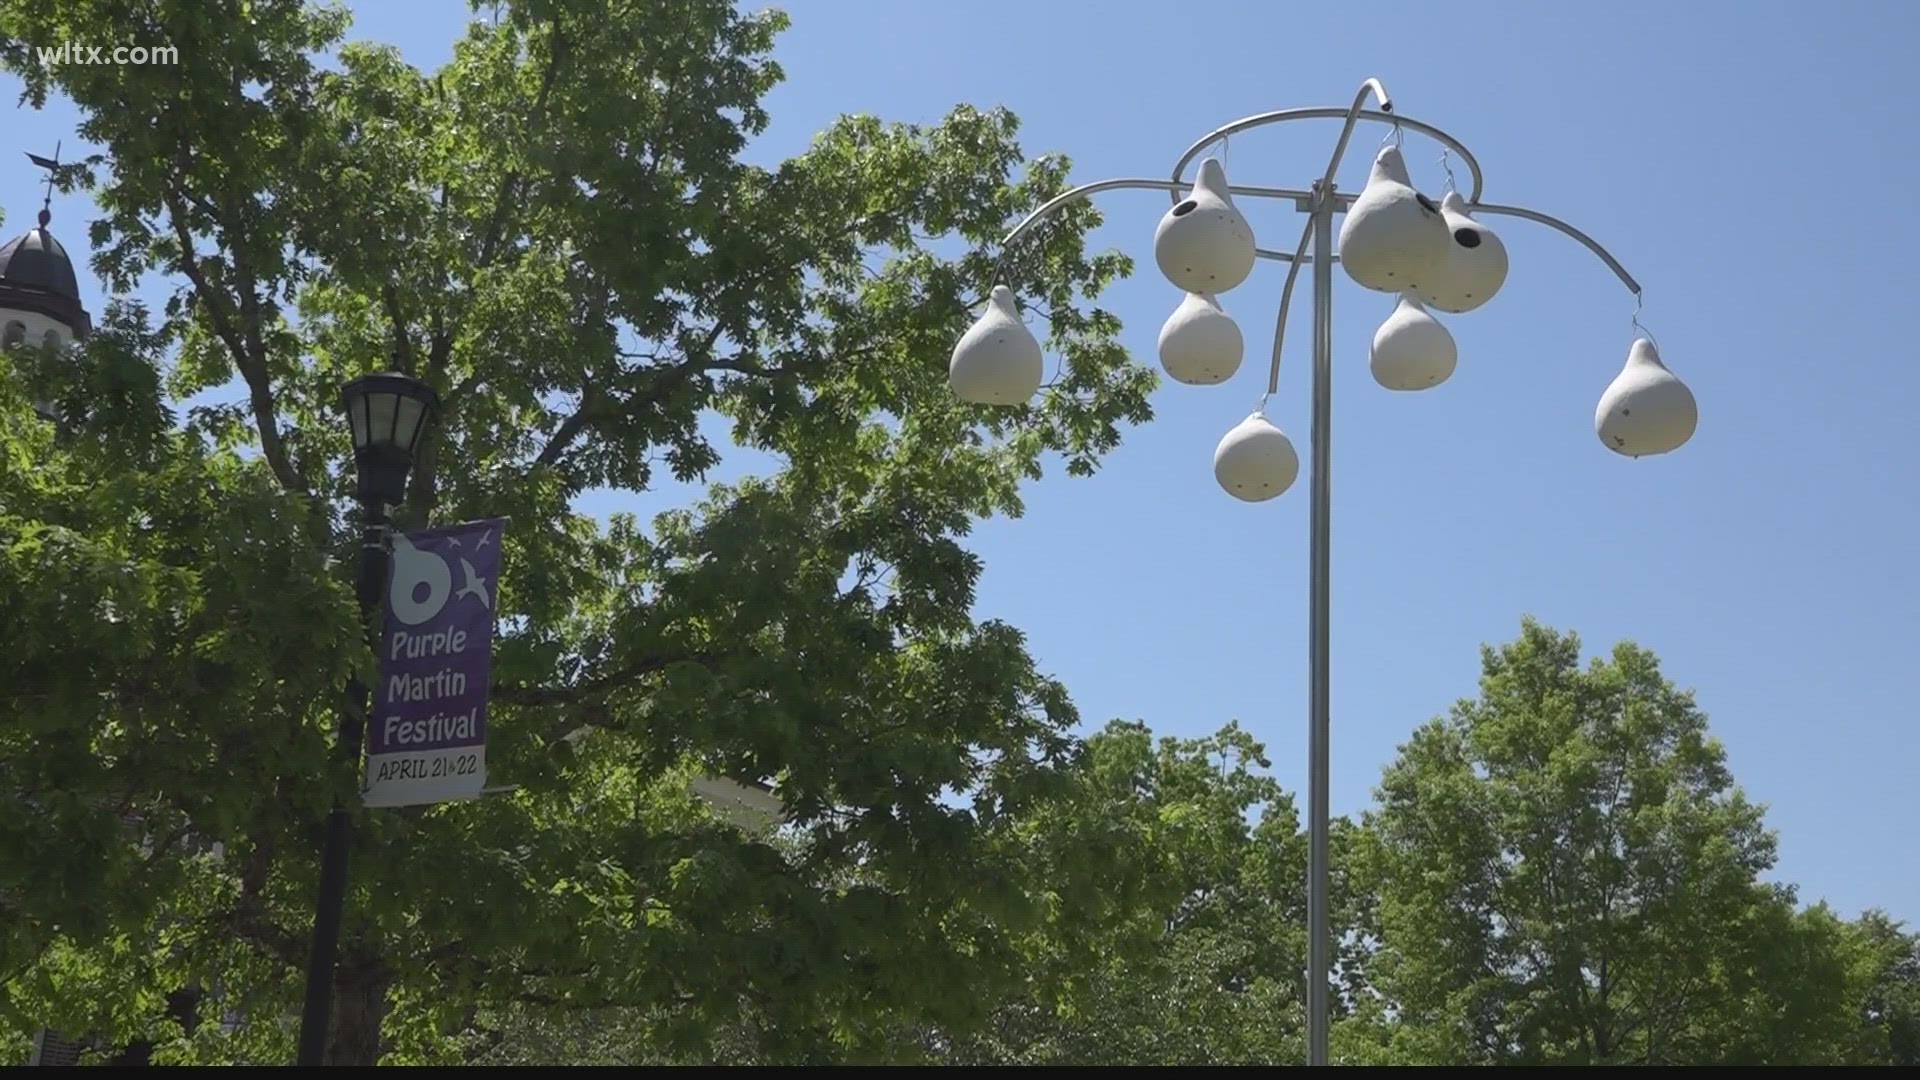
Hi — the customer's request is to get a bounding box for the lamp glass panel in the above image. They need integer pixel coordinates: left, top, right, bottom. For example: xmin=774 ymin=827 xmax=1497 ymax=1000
xmin=393 ymin=394 xmax=427 ymax=451
xmin=367 ymin=390 xmax=400 ymax=447
xmin=347 ymin=393 xmax=369 ymax=449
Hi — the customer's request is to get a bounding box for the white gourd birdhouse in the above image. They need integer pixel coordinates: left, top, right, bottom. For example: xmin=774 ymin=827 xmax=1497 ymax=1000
xmin=1414 ymin=192 xmax=1509 ymax=314
xmin=1595 ymin=337 xmax=1697 ymax=457
xmin=1370 ymin=293 xmax=1457 ymax=391
xmin=1157 ymin=292 xmax=1244 ymax=386
xmin=1154 ymin=158 xmax=1257 ymax=295
xmin=1338 ymin=145 xmax=1450 ymax=293
xmin=949 ymin=284 xmax=1045 ymax=406
xmin=1213 ymin=412 xmax=1300 ymax=502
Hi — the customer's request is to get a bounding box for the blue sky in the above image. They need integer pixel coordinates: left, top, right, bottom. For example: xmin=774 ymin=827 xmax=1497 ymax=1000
xmin=5 ymin=0 xmax=1916 ymax=922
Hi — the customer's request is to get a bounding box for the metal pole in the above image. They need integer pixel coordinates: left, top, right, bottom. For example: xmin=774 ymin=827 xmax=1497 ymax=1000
xmin=297 ymin=506 xmax=390 ymax=1065
xmin=1306 ymin=178 xmax=1336 ymax=1067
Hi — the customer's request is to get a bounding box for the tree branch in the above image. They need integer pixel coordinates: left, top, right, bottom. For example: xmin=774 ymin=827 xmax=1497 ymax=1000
xmin=141 ymin=819 xmax=195 ymax=867
xmin=160 ymin=187 xmax=305 ymax=496
xmin=475 ymin=19 xmax=567 ymax=269
xmin=532 ymin=384 xmax=599 ymax=470
xmin=532 ymin=320 xmax=725 ymax=470
xmin=461 ymin=1025 xmax=507 ymax=1063
xmin=383 ymin=283 xmax=417 ymax=375
xmin=492 ymin=651 xmax=726 ymax=709
xmin=417 ymin=938 xmax=473 ymax=964
xmin=203 ymin=906 xmax=306 ymax=968
xmin=446 ymin=372 xmax=486 ymax=405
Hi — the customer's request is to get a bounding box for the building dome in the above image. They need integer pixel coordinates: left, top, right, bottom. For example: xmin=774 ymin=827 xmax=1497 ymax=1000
xmin=0 ymin=209 xmax=90 ymax=341
xmin=0 ymin=211 xmax=80 ymax=300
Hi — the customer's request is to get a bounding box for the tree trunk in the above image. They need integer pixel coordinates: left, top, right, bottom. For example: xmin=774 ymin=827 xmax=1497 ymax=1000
xmin=326 ymin=966 xmax=391 ymax=1066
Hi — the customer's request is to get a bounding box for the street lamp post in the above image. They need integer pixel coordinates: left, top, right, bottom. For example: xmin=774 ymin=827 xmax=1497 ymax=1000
xmin=948 ymin=79 xmax=1697 ymax=1066
xmin=296 ymin=372 xmax=441 ymax=1066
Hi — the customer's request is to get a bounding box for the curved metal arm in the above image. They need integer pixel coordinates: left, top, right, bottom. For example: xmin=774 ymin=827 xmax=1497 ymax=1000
xmin=998 ymin=177 xmax=1314 ymax=249
xmin=1468 ymin=202 xmax=1641 ymax=296
xmin=993 ymin=177 xmax=1315 ymax=282
xmin=1319 ymin=78 xmax=1393 ymax=191
xmin=1170 ymin=107 xmax=1485 ymax=206
xmin=982 ymin=138 xmax=1638 ymax=389
xmin=1265 ymin=216 xmax=1316 ymax=397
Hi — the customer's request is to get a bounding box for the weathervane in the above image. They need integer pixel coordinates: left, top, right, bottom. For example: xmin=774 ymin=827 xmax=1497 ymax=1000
xmin=25 ymin=141 xmax=61 ymax=228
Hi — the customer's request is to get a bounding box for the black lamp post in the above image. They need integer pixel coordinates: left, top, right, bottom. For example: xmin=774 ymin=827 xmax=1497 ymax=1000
xmin=297 ymin=372 xmax=440 ymax=1066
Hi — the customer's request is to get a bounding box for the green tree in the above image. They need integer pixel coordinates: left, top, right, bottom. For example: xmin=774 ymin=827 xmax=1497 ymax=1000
xmin=931 ymin=721 xmax=1306 ymax=1065
xmin=1351 ymin=618 xmax=1862 ymax=1065
xmin=928 ymin=720 xmax=1382 ymax=1066
xmin=0 ymin=0 xmax=1151 ymax=1064
xmin=449 ymin=721 xmax=1355 ymax=1066
xmin=1850 ymin=910 xmax=1920 ymax=1065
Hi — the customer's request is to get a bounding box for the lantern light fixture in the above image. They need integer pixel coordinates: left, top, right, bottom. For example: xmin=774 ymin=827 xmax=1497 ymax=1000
xmin=340 ymin=372 xmax=441 ymax=508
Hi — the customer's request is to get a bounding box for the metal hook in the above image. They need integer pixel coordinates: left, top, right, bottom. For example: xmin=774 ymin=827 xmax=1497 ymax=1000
xmin=1630 ymin=293 xmax=1659 ymax=350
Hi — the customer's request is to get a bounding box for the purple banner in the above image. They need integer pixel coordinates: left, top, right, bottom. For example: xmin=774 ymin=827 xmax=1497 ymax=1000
xmin=362 ymin=518 xmax=504 ymax=807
